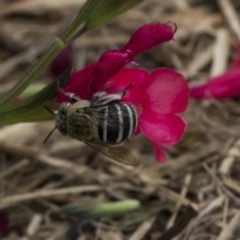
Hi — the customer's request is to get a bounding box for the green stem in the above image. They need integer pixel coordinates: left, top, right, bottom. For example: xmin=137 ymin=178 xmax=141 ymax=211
xmin=0 ymin=38 xmax=64 ymax=106
xmin=21 ymin=84 xmax=46 ymax=97
xmin=0 ymin=2 xmax=91 ymax=107
xmin=93 ymin=199 xmax=140 ymax=215
xmin=61 ymin=0 xmax=96 ymax=42
xmin=0 ymin=0 xmax=145 ymax=112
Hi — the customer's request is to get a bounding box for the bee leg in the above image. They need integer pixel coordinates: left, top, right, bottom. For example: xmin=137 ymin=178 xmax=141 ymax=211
xmin=91 ymin=84 xmax=114 ymax=105
xmin=91 ymin=93 xmax=122 ymax=106
xmin=120 ymin=83 xmax=134 ymax=97
xmin=59 ymin=89 xmax=81 ymax=103
xmin=91 ymin=83 xmax=134 ymax=107
xmin=91 ymin=91 xmax=106 ymax=103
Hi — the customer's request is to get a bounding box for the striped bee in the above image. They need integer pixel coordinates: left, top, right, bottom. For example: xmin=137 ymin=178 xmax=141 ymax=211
xmin=44 ymin=88 xmax=139 ymax=166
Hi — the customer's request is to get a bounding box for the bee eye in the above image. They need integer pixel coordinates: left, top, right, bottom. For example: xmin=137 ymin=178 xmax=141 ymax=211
xmin=58 ymin=103 xmax=71 ymax=115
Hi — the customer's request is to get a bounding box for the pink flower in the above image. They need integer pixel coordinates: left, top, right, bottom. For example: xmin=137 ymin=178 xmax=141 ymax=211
xmin=190 ymin=41 xmax=240 ymax=99
xmin=57 ymin=23 xmax=189 ymax=163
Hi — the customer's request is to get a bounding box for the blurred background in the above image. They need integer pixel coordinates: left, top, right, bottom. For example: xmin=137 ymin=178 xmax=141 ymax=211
xmin=1 ymin=0 xmax=240 ymax=239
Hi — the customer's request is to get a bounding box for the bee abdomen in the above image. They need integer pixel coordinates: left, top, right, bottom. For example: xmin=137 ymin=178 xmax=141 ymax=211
xmin=98 ymin=104 xmax=137 ymax=144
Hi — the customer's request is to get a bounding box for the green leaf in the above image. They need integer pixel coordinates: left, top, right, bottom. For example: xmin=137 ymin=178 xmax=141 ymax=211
xmin=85 ymin=0 xmax=145 ymax=30
xmin=0 ymin=68 xmax=71 ymax=125
xmin=57 ymin=199 xmax=140 ymax=219
xmin=63 ymin=0 xmax=145 ymax=42
xmin=92 ymin=199 xmax=140 ymax=216
xmin=61 ymin=0 xmax=96 ymax=42
xmin=21 ymin=84 xmax=46 ymax=98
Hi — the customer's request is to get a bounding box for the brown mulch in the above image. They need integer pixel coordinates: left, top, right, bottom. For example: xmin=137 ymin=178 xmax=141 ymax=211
xmin=1 ymin=0 xmax=240 ymax=239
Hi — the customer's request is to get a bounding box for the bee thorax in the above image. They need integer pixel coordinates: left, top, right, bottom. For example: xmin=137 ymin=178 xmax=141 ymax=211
xmin=67 ymin=113 xmax=98 ymax=141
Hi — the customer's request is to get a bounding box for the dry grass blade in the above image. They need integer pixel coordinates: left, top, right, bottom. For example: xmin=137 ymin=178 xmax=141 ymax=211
xmin=0 ymin=159 xmax=29 ymax=180
xmin=203 ymin=163 xmax=240 ymax=205
xmin=166 ymin=174 xmax=192 ymax=229
xmin=0 ymin=185 xmax=102 ymax=209
xmin=210 ymin=28 xmax=230 ymax=77
xmin=0 ymin=141 xmax=91 ymax=175
xmin=222 ymin=177 xmax=240 ymax=194
xmin=26 ymin=214 xmax=43 ymax=238
xmin=216 ymin=212 xmax=240 ymax=240
xmin=219 ymin=139 xmax=240 ymax=175
xmin=158 ymin=206 xmax=198 ymax=240
xmin=128 ymin=217 xmax=156 ymax=240
xmin=0 ymin=0 xmax=86 ymax=15
xmin=218 ymin=0 xmax=240 ymax=39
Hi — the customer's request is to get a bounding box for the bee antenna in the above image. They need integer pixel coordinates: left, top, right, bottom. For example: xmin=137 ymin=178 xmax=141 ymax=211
xmin=44 ymin=105 xmax=55 ymax=115
xmin=43 ymin=126 xmax=58 ymax=144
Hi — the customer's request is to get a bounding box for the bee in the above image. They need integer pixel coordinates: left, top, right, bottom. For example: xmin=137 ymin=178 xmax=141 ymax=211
xmin=44 ymin=87 xmax=139 ymax=166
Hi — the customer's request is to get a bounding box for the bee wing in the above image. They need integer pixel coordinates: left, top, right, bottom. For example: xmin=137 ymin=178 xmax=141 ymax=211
xmin=83 ymin=140 xmax=139 ymax=166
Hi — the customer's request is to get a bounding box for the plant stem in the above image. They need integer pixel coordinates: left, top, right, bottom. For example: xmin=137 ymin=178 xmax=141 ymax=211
xmin=0 ymin=38 xmax=64 ymax=105
xmin=61 ymin=0 xmax=95 ymax=42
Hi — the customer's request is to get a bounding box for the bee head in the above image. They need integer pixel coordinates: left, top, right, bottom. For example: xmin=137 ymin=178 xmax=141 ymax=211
xmin=43 ymin=103 xmax=71 ymax=144
xmin=55 ymin=102 xmax=72 ymax=136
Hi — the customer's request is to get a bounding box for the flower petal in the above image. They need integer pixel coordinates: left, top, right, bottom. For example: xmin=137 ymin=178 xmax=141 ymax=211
xmin=144 ymin=68 xmax=189 ymax=114
xmin=57 ymin=63 xmax=95 ymax=102
xmin=139 ymin=110 xmax=187 ymax=145
xmin=105 ymin=68 xmax=148 ymax=88
xmin=100 ymin=68 xmax=148 ymax=105
xmin=120 ymin=23 xmax=176 ymax=59
xmin=88 ymin=23 xmax=176 ymax=94
xmin=190 ymin=68 xmax=240 ymax=99
xmin=88 ymin=50 xmax=128 ymax=94
xmin=57 ymin=23 xmax=177 ymax=102
xmin=151 ymin=141 xmax=167 ymax=163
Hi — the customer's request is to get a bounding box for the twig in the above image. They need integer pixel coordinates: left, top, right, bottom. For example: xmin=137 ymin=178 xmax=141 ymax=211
xmin=210 ymin=28 xmax=230 ymax=77
xmin=203 ymin=164 xmax=240 ymax=205
xmin=26 ymin=214 xmax=43 ymax=239
xmin=171 ymin=0 xmax=189 ymax=11
xmin=218 ymin=0 xmax=240 ymax=40
xmin=137 ymin=172 xmax=197 ymax=208
xmin=197 ymin=196 xmax=225 ymax=220
xmin=0 ymin=43 xmax=48 ymax=82
xmin=216 ymin=212 xmax=240 ymax=240
xmin=0 ymin=185 xmax=102 ymax=209
xmin=200 ymin=112 xmax=240 ymax=137
xmin=0 ymin=141 xmax=91 ymax=176
xmin=182 ymin=196 xmax=225 ymax=240
xmin=0 ymin=0 xmax=86 ymax=15
xmin=157 ymin=206 xmax=198 ymax=240
xmin=166 ymin=174 xmax=192 ymax=229
xmin=219 ymin=139 xmax=240 ymax=175
xmin=184 ymin=46 xmax=213 ymax=78
xmin=222 ymin=177 xmax=240 ymax=195
xmin=128 ymin=217 xmax=156 ymax=240
xmin=0 ymin=159 xmax=29 ymax=180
